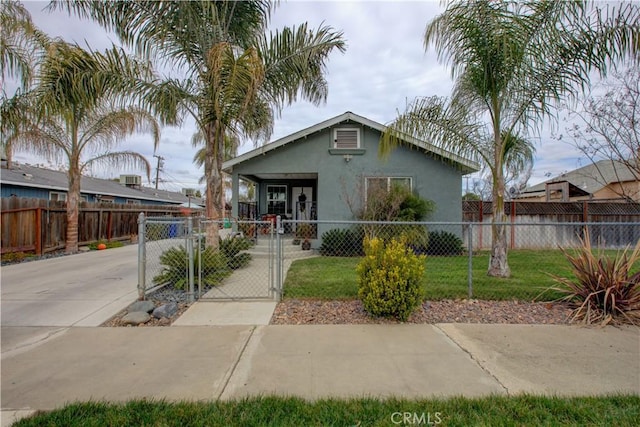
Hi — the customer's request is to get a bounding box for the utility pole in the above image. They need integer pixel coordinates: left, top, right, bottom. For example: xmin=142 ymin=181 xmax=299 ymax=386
xmin=153 ymin=154 xmax=164 ymax=189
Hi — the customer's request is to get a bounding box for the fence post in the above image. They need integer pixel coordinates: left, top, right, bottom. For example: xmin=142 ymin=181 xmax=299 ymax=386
xmin=137 ymin=212 xmax=146 ymax=301
xmin=197 ymin=220 xmax=203 ymax=299
xmin=510 ymin=201 xmax=516 ymax=249
xmin=35 ymin=207 xmax=42 ymax=255
xmin=467 ymin=222 xmax=474 ymax=299
xmin=187 ymin=216 xmax=195 ymax=303
xmin=275 ymin=215 xmax=282 ymax=301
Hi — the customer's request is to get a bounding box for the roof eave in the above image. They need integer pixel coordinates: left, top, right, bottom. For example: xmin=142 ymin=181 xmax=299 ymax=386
xmin=223 ymin=111 xmax=479 ymax=173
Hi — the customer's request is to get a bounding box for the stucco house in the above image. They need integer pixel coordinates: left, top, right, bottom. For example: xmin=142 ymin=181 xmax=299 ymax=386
xmin=223 ymin=111 xmax=478 ymax=240
xmin=517 ymin=159 xmax=640 ymax=202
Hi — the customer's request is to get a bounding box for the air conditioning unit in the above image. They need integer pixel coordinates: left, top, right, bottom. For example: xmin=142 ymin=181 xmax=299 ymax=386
xmin=120 ymin=175 xmax=142 ymax=187
xmin=182 ymin=188 xmax=196 ymax=197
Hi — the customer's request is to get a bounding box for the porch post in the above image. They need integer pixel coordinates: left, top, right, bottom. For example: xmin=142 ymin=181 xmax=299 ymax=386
xmin=231 ymin=173 xmax=239 ymax=218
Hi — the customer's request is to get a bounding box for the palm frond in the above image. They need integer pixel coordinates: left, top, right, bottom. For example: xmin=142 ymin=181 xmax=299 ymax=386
xmin=35 ymin=41 xmax=155 ymax=117
xmin=82 ymin=151 xmax=151 ymax=180
xmin=79 ymin=107 xmax=161 ymax=154
xmin=7 ymin=114 xmax=70 ymax=164
xmin=1 ymin=0 xmax=49 ymax=89
xmin=379 ymin=96 xmax=484 ymax=167
xmin=49 ymin=1 xmax=273 ymax=78
xmin=258 ymin=22 xmax=346 ymax=109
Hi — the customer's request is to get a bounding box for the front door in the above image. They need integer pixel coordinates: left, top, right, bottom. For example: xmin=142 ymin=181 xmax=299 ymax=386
xmin=292 ymin=186 xmax=313 ymax=220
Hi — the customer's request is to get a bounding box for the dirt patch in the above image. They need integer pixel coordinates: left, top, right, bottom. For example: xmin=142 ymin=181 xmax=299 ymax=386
xmin=270 ymin=299 xmax=572 ymax=325
xmin=102 ymin=296 xmax=571 ymax=327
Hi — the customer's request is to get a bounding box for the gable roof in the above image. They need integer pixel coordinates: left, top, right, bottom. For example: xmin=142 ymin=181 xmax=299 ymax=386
xmin=223 ymin=111 xmax=479 ymax=173
xmin=520 ymin=159 xmax=639 ymax=198
xmin=1 ymin=162 xmax=204 ymax=205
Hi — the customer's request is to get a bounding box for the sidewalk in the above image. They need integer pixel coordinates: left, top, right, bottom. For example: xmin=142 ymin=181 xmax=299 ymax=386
xmin=2 ymin=323 xmax=638 ymax=426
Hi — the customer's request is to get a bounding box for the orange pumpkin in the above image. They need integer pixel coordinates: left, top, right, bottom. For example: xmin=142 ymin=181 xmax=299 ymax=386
xmin=97 ymin=243 xmax=107 ymax=250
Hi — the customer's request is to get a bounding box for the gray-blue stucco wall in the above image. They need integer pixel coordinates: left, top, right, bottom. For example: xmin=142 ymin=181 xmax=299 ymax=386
xmin=231 ymin=123 xmax=464 ymax=227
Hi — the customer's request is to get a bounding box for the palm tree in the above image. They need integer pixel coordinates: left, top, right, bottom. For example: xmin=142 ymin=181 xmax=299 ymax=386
xmin=52 ymin=0 xmax=346 ymax=248
xmin=7 ymin=41 xmax=160 ymax=253
xmin=193 ymin=132 xmax=241 ymax=212
xmin=381 ymin=0 xmax=639 ymax=277
xmin=1 ymin=0 xmax=49 ymax=168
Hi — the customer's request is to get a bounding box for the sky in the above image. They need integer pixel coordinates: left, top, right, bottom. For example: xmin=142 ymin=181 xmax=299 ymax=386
xmin=12 ymin=0 xmax=592 ymax=195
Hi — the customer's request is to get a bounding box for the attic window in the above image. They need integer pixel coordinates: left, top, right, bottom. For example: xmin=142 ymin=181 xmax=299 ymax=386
xmin=333 ymin=128 xmax=360 ymax=149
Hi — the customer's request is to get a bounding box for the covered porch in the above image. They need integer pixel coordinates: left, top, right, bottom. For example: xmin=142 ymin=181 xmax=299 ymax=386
xmin=230 ymin=172 xmax=318 ymax=236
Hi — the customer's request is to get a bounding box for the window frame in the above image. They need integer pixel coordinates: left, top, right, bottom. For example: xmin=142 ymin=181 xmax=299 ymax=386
xmin=49 ymin=191 xmax=67 ymax=201
xmin=333 ymin=127 xmax=361 ymax=149
xmin=364 ymin=176 xmax=413 ymax=203
xmin=266 ymin=184 xmax=288 ymax=215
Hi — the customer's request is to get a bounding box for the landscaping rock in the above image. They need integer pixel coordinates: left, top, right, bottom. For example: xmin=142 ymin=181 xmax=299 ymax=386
xmin=153 ymin=302 xmax=179 ymax=319
xmin=128 ymin=300 xmax=155 ymax=313
xmin=157 ymin=317 xmax=171 ymax=326
xmin=121 ymin=311 xmax=150 ymax=325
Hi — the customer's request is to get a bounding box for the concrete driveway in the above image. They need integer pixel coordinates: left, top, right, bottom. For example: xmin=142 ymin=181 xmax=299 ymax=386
xmin=1 ymin=245 xmax=140 ymax=356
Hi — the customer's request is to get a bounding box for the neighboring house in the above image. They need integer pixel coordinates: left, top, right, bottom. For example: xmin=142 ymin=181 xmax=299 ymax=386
xmin=517 ymin=160 xmax=640 ymax=202
xmin=0 ymin=162 xmax=205 ymax=207
xmin=223 ymin=111 xmax=478 ymax=240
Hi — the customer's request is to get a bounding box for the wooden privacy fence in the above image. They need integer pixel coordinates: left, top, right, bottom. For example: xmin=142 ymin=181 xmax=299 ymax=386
xmin=463 ymin=200 xmax=640 ymax=249
xmin=1 ymin=197 xmax=186 ymax=255
xmin=463 ymin=200 xmax=640 ymax=223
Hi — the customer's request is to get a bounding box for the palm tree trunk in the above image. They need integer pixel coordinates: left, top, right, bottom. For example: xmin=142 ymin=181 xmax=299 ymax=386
xmin=204 ymin=123 xmax=222 ymax=250
xmin=65 ymin=164 xmax=81 ymax=253
xmin=4 ymin=142 xmax=13 ymax=169
xmin=488 ymin=155 xmax=510 ymax=278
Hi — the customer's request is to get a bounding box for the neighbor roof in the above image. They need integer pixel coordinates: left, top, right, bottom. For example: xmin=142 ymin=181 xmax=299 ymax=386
xmin=1 ymin=162 xmax=204 ymax=205
xmin=520 ymin=159 xmax=639 ymax=198
xmin=223 ymin=111 xmax=479 ymax=173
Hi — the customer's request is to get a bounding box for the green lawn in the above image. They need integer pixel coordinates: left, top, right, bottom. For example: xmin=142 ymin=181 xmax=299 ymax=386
xmin=14 ymin=395 xmax=639 ymax=426
xmin=284 ymin=250 xmax=575 ymax=301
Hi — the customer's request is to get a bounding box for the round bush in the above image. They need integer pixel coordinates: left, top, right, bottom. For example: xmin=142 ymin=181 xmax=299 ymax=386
xmin=357 ymin=237 xmax=425 ymax=321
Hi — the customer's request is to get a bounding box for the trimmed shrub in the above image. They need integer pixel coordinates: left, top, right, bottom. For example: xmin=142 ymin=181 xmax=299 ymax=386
xmin=219 ymin=236 xmax=253 ymax=269
xmin=357 ymin=237 xmax=425 ymax=321
xmin=426 ymin=231 xmax=464 ymax=256
xmin=548 ymin=230 xmax=640 ymax=325
xmin=153 ymin=245 xmax=231 ymax=290
xmin=398 ymin=192 xmax=435 ymax=221
xmin=320 ymin=228 xmax=363 ymax=256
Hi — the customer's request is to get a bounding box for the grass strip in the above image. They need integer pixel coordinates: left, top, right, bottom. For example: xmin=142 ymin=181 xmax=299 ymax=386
xmin=14 ymin=395 xmax=640 ymax=426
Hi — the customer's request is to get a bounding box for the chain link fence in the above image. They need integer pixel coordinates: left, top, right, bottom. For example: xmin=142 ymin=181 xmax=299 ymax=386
xmin=137 ymin=214 xmax=275 ymax=302
xmin=137 ymin=214 xmax=640 ymax=303
xmin=281 ymin=220 xmax=640 ymax=302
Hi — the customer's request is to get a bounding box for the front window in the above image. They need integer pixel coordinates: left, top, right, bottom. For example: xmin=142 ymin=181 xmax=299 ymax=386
xmin=266 ymin=185 xmax=287 ymax=215
xmin=365 ymin=177 xmax=412 ymax=201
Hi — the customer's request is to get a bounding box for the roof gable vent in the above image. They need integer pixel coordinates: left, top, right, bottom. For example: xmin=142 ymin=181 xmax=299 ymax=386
xmin=333 ymin=128 xmax=360 ymax=149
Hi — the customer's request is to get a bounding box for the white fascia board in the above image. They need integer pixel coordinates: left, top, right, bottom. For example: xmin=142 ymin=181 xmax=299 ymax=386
xmin=1 ymin=180 xmax=68 ymax=192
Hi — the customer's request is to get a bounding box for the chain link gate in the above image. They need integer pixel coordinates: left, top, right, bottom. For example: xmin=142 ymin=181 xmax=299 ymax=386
xmin=137 ymin=213 xmax=277 ymax=302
